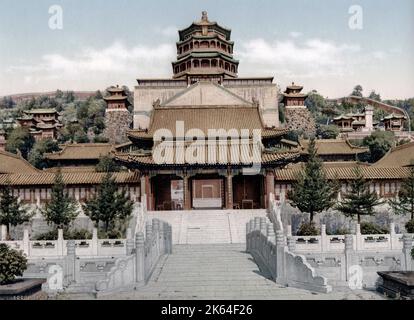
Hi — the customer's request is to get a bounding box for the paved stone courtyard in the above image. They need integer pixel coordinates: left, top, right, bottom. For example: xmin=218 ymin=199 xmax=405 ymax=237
xmin=58 ymin=244 xmax=386 ymax=300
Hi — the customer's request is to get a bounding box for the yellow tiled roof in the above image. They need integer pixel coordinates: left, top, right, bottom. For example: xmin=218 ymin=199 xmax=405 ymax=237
xmin=0 ymin=150 xmax=39 ymax=174
xmin=45 ymin=143 xmax=114 ymax=160
xmin=128 ymin=106 xmax=288 ymax=140
xmin=275 ymin=166 xmax=411 ymax=181
xmin=0 ymin=171 xmax=140 ymax=186
xmin=115 ymin=141 xmax=299 ymax=166
xmin=373 ymin=142 xmax=414 ymax=168
xmin=299 ymin=139 xmax=369 ymax=155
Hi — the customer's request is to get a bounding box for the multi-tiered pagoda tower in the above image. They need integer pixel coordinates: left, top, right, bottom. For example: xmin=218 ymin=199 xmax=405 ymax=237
xmin=172 ymin=11 xmax=239 ymax=84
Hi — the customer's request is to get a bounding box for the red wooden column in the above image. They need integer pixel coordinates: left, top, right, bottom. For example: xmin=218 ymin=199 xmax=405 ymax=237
xmin=183 ymin=175 xmax=191 ymax=210
xmin=140 ymin=174 xmax=153 ymax=210
xmin=265 ymin=170 xmax=275 ymax=209
xmin=226 ymin=173 xmax=233 ymax=209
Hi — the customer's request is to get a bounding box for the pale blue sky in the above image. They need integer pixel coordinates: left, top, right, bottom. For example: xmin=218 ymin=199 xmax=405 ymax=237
xmin=0 ymin=0 xmax=413 ymax=98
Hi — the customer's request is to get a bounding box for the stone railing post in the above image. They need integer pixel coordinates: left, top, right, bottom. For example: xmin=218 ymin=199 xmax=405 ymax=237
xmin=57 ymin=229 xmax=64 ymax=256
xmin=254 ymin=217 xmax=261 ymax=231
xmin=153 ymin=219 xmax=160 ymax=256
xmin=260 ymin=217 xmax=267 ymax=236
xmin=355 ymin=224 xmax=362 ymax=251
xmin=267 ymin=224 xmax=275 ymax=245
xmin=286 ymin=225 xmax=292 ymax=237
xmin=321 ymin=224 xmax=327 ymax=252
xmin=389 ymin=222 xmax=397 ymax=250
xmin=135 ymin=232 xmax=145 ymax=283
xmin=275 ymin=230 xmax=286 ymax=285
xmin=159 ymin=222 xmax=165 ymax=255
xmin=287 ymin=236 xmax=296 ymax=252
xmin=91 ymin=228 xmax=98 ymax=255
xmin=65 ymin=240 xmax=76 ymax=286
xmin=126 ymin=228 xmax=134 ymax=255
xmin=146 ymin=222 xmax=153 ymax=265
xmin=23 ymin=229 xmax=30 ymax=256
xmin=167 ymin=224 xmax=173 ymax=254
xmin=344 ymin=235 xmax=355 ymax=282
xmin=402 ymin=234 xmax=413 ymax=271
xmin=0 ymin=225 xmax=7 ymax=241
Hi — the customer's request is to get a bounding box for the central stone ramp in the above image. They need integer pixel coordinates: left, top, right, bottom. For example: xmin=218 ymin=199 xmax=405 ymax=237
xmin=99 ymin=244 xmax=383 ymax=300
xmin=146 ymin=209 xmax=267 ymax=244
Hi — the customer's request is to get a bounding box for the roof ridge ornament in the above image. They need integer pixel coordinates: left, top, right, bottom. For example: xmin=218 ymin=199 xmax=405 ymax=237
xmin=201 ymin=11 xmax=208 ymax=22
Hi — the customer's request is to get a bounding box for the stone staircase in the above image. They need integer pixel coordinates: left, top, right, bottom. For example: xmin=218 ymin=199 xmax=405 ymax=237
xmin=146 ymin=209 xmax=267 ymax=244
xmin=89 ymin=244 xmax=385 ymax=300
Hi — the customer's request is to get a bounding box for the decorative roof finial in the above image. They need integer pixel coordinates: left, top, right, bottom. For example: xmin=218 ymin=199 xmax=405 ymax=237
xmin=201 ymin=11 xmax=208 ymax=22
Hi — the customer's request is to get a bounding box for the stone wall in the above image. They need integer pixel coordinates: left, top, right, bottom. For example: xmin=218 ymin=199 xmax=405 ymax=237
xmin=246 ymin=217 xmax=332 ymax=293
xmin=284 ymin=107 xmax=316 ymax=137
xmin=279 ymin=202 xmax=411 ymax=235
xmin=264 ymin=195 xmax=414 ymax=290
xmin=7 ymin=218 xmax=173 ymax=296
xmin=104 ymin=109 xmax=132 ymax=144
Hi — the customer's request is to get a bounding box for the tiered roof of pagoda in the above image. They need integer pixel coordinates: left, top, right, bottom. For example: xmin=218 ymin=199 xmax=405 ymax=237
xmin=172 ymin=11 xmax=239 ymax=82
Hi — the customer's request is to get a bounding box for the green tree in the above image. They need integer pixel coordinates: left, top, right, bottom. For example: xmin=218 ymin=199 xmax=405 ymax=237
xmin=287 ymin=138 xmax=338 ymax=222
xmin=0 ymin=181 xmax=32 ymax=240
xmin=5 ymin=127 xmax=35 ymax=159
xmin=95 ymin=155 xmax=121 ymax=172
xmin=28 ymin=138 xmax=60 ymax=169
xmin=336 ymin=167 xmax=382 ymax=223
xmin=42 ymin=171 xmax=78 ymax=230
xmin=368 ymin=90 xmax=381 ymax=102
xmin=351 ymin=85 xmax=363 ymax=97
xmin=305 ymin=90 xmax=326 ymax=113
xmin=389 ymin=166 xmax=414 ymax=220
xmin=83 ymin=172 xmax=133 ymax=232
xmin=362 ymin=131 xmax=395 ymax=162
xmin=0 ymin=244 xmax=28 ymax=285
xmin=317 ymin=125 xmax=339 ymax=139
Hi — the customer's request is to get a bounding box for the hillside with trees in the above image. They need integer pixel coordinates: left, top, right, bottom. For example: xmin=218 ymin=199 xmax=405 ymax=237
xmin=0 ymin=87 xmax=133 ymax=167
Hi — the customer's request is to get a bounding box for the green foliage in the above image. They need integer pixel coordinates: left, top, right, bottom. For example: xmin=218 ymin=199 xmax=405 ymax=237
xmin=0 ymin=96 xmax=15 ymax=109
xmin=368 ymin=90 xmax=381 ymax=102
xmin=278 ymin=104 xmax=285 ymax=124
xmin=287 ymin=138 xmax=338 ymax=222
xmin=5 ymin=127 xmax=35 ymax=159
xmin=296 ymin=222 xmax=319 ymax=236
xmin=336 ymin=167 xmax=382 ymax=223
xmin=362 ymin=131 xmax=395 ymax=163
xmin=95 ymin=155 xmax=121 ymax=172
xmin=326 ymin=227 xmax=350 ymax=235
xmin=28 ymin=138 xmax=60 ymax=169
xmin=96 ymin=155 xmax=120 ymax=172
xmin=0 ymin=181 xmax=32 ymax=240
xmin=360 ymin=222 xmax=389 ymax=235
xmin=316 ymin=125 xmax=339 ymax=139
xmin=98 ymin=229 xmax=123 ymax=239
xmin=351 ymin=85 xmax=363 ymax=97
xmin=389 ymin=167 xmax=414 ymax=220
xmin=34 ymin=228 xmax=92 ymax=240
xmin=405 ymin=219 xmax=414 ymax=233
xmin=93 ymin=135 xmax=110 ymax=143
xmin=305 ymin=90 xmax=326 ymax=114
xmin=397 ymin=138 xmax=411 ymax=147
xmin=0 ymin=243 xmax=28 ymax=285
xmin=83 ymin=172 xmax=133 ymax=232
xmin=42 ymin=171 xmax=78 ymax=229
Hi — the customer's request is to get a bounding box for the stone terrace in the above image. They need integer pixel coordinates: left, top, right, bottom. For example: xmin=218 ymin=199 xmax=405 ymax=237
xmin=58 ymin=244 xmax=385 ymax=300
